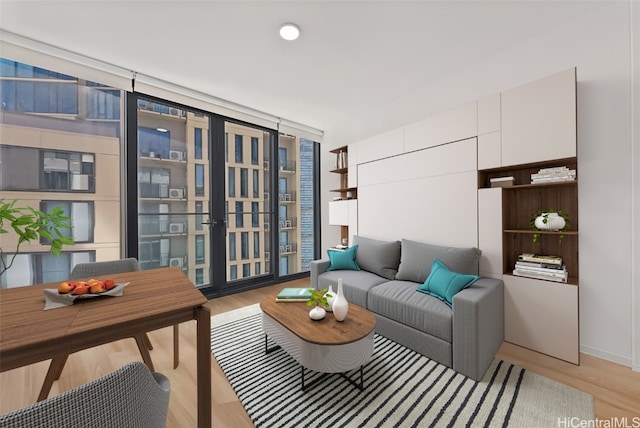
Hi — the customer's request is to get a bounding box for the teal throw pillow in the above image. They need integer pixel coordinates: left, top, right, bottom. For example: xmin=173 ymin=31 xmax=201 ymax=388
xmin=327 ymin=245 xmax=360 ymax=271
xmin=416 ymin=259 xmax=479 ymax=307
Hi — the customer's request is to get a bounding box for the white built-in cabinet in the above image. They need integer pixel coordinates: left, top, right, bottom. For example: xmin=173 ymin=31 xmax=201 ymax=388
xmin=477 ymin=188 xmax=503 ymax=279
xmin=504 ymin=275 xmax=579 ymax=364
xmin=328 ymin=199 xmax=358 ymax=237
xmin=477 ymin=67 xmax=579 ymax=364
xmin=478 ymin=68 xmax=577 ymax=168
xmin=477 ymin=94 xmax=502 ymax=170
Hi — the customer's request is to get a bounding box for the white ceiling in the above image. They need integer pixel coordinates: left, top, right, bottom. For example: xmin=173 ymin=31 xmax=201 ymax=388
xmin=0 ymin=0 xmax=606 ymax=146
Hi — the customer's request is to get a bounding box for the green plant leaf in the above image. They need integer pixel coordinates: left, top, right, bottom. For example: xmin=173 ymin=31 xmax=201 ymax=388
xmin=529 ymin=208 xmax=570 ymax=244
xmin=306 ymin=288 xmax=330 ymax=308
xmin=39 ymin=230 xmax=53 ymax=240
xmin=0 ymin=199 xmax=75 ymax=277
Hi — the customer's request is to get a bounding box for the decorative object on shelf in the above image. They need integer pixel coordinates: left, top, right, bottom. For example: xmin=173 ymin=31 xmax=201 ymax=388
xmin=306 ymin=288 xmax=330 ymax=321
xmin=514 ymin=254 xmax=568 ymax=283
xmin=530 ymin=166 xmax=576 ymax=184
xmin=534 ymin=212 xmax=566 ymax=231
xmin=489 ymin=176 xmax=515 ymax=188
xmin=332 ymin=278 xmax=349 ymax=322
xmin=324 ymin=286 xmax=336 ymax=312
xmin=530 ymin=209 xmax=570 ymax=244
xmin=336 ymin=150 xmax=347 ymax=169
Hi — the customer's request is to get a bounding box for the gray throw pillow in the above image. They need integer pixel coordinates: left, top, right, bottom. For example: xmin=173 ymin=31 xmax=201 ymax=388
xmin=396 ymin=239 xmax=481 ymax=283
xmin=352 ymin=236 xmax=401 ymax=280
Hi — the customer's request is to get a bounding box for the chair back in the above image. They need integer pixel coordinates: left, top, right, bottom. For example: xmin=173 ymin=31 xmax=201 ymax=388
xmin=0 ymin=361 xmax=170 ymax=428
xmin=70 ymin=257 xmax=140 ymax=279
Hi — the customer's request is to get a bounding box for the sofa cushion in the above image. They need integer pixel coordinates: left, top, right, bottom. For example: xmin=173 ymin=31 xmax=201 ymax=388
xmin=368 ymin=280 xmax=453 ymax=343
xmin=317 ymin=270 xmax=387 ymax=307
xmin=352 ymin=236 xmax=401 ymax=280
xmin=396 ymin=239 xmax=481 ymax=283
xmin=417 ymin=259 xmax=479 ymax=307
xmin=327 ymin=245 xmax=360 ymax=271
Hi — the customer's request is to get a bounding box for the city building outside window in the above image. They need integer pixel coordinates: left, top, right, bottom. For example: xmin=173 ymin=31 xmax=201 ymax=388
xmin=241 ymin=232 xmax=249 ymax=259
xmin=194 ymin=127 xmax=203 ymax=159
xmin=228 ymin=167 xmax=235 ymax=197
xmin=228 ymin=232 xmax=236 ymax=261
xmin=235 ymin=134 xmax=243 ymax=163
xmin=0 ymin=58 xmax=121 ymax=288
xmin=195 ymin=164 xmax=205 ymax=196
xmin=40 ymin=201 xmax=94 ymax=244
xmin=240 ymin=168 xmax=248 ymax=197
xmin=251 ymin=137 xmax=259 ymax=165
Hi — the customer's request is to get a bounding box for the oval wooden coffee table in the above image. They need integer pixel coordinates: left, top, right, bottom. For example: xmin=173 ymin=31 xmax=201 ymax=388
xmin=260 ymin=291 xmax=376 ymax=390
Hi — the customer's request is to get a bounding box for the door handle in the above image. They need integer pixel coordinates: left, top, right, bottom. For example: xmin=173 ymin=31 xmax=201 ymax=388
xmin=201 ymin=219 xmax=226 ymax=226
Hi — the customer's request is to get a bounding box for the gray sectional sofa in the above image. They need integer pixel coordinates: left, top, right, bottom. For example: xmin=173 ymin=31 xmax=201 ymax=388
xmin=310 ymin=236 xmax=504 ymax=381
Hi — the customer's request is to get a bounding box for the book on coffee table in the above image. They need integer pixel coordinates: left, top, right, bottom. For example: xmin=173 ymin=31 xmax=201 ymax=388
xmin=276 ymin=288 xmax=312 ymax=302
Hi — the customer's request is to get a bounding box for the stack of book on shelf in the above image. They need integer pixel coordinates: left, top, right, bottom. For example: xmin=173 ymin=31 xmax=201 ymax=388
xmin=275 ymin=287 xmax=312 ymax=302
xmin=513 ymin=253 xmax=568 ymax=283
xmin=531 ymin=166 xmax=576 ymax=184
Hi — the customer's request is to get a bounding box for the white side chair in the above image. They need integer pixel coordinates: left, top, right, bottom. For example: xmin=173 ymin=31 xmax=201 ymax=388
xmin=0 ymin=362 xmax=171 ymax=428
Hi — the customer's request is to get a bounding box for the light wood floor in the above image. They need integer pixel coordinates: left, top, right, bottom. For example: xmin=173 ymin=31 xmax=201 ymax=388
xmin=1 ymin=278 xmax=638 ymax=426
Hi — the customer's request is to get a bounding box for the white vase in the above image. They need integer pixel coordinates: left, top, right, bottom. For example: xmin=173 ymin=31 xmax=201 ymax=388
xmin=324 ymin=285 xmax=336 ymax=312
xmin=333 ymin=278 xmax=349 ymax=322
xmin=534 ymin=212 xmax=566 ymax=231
xmin=309 ymin=305 xmax=326 ymax=321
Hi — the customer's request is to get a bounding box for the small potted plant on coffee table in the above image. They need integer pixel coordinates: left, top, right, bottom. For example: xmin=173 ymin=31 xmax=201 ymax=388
xmin=306 ymin=288 xmax=331 ymax=321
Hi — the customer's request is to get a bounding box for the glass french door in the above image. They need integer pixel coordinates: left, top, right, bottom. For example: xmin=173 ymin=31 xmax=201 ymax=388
xmin=129 ymin=94 xmax=277 ymax=295
xmin=222 ymin=121 xmax=275 ymax=290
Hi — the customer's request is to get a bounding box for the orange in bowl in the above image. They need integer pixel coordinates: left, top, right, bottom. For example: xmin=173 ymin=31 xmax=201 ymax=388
xmin=57 ymin=281 xmax=76 ymax=294
xmin=103 ymin=279 xmax=116 ymax=290
xmin=72 ymin=284 xmax=91 ymax=295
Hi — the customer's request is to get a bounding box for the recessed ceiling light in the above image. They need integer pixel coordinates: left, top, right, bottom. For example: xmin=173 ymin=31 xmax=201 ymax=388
xmin=279 ymin=23 xmax=300 ymax=41
xmin=156 ymin=128 xmax=168 ymax=133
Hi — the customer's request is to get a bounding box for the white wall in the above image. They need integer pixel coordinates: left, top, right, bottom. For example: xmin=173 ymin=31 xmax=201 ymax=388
xmin=323 ymin=2 xmax=637 ymax=368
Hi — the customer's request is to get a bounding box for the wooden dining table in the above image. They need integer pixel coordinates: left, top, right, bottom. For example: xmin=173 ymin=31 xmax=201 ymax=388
xmin=0 ymin=266 xmax=211 ymax=428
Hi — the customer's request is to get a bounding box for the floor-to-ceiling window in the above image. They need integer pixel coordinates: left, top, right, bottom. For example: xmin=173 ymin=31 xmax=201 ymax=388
xmin=0 ymin=58 xmax=122 ymax=287
xmin=0 ymin=57 xmax=320 ymax=295
xmin=128 ymin=94 xmax=320 ymax=297
xmin=277 ymin=134 xmax=317 ymax=275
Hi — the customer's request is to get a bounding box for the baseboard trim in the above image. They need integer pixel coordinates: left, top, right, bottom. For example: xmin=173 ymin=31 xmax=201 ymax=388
xmin=580 ymin=345 xmax=632 ymax=368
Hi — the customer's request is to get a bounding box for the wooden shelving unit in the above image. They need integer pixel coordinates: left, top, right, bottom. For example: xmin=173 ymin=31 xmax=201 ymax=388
xmin=329 ymin=145 xmax=357 ymax=241
xmin=478 ymin=157 xmax=579 ymax=283
xmin=329 ymin=146 xmax=357 ymax=200
xmin=479 ymin=156 xmax=580 ymax=364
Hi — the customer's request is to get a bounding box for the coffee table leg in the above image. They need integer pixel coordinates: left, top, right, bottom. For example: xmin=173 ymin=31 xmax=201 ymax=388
xmin=301 ymin=365 xmax=365 ymax=391
xmin=339 ymin=366 xmax=365 ymax=391
xmin=264 ymin=334 xmax=281 ymax=354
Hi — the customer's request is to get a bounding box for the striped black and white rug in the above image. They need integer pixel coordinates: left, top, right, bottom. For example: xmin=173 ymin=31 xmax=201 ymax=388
xmin=211 ymin=304 xmax=594 ymax=428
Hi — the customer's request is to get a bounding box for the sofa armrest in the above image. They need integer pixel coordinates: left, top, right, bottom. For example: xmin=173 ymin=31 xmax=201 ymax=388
xmin=310 ymin=259 xmax=331 ymax=290
xmin=452 ymin=277 xmax=504 ymax=381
